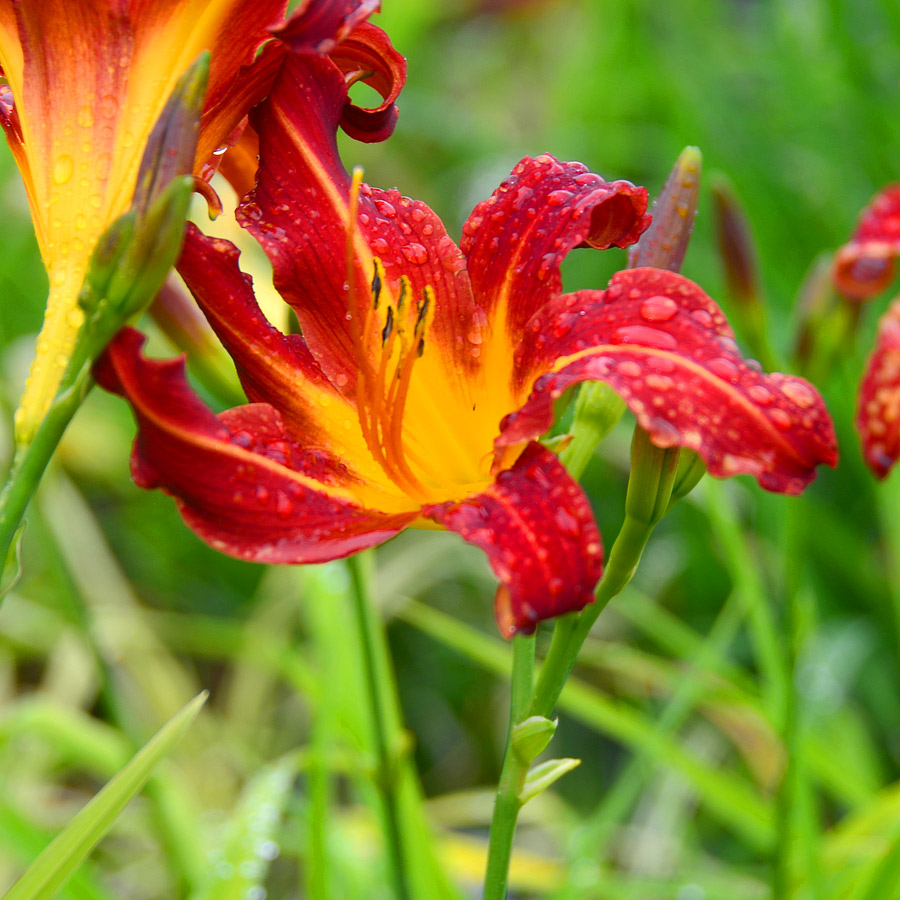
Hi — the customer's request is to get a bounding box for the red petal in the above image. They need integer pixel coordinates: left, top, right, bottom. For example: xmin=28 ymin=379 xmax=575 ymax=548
xmin=857 ymin=298 xmax=900 ymax=478
xmin=423 ymin=442 xmax=603 ymax=638
xmin=833 ymin=184 xmax=900 ymax=301
xmin=329 ymin=22 xmax=407 ymax=143
xmin=176 ymin=226 xmax=345 ymax=424
xmin=95 ymin=329 xmax=417 ymax=563
xmin=500 ymin=268 xmax=838 ymax=494
xmin=274 ymin=0 xmax=380 ymax=54
xmin=240 ymin=50 xmax=357 ymax=384
xmin=462 ymin=155 xmax=650 ymax=344
xmin=241 ymin=48 xmax=479 ymax=387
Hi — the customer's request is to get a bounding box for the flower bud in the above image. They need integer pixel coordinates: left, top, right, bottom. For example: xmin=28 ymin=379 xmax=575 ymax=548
xmin=628 ymin=146 xmax=701 ymax=273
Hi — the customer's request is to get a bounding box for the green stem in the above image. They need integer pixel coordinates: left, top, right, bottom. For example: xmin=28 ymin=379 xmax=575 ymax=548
xmin=531 ymin=435 xmax=677 ymax=720
xmin=346 ymin=552 xmax=412 ymax=900
xmin=483 ymin=632 xmax=536 ymax=900
xmin=0 ymin=364 xmax=93 ymax=573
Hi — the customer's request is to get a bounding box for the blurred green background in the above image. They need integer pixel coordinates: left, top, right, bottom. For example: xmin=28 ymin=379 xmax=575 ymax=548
xmin=3 ymin=0 xmax=900 ymax=898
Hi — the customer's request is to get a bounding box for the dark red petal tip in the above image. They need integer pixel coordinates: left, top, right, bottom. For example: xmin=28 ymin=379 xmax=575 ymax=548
xmin=833 ymin=184 xmax=900 ymax=301
xmin=423 ymin=442 xmax=603 ymax=638
xmin=858 ymin=298 xmax=900 ymax=478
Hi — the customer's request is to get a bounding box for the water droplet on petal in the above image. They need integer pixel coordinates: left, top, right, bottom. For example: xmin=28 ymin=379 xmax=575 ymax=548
xmin=375 ymin=198 xmax=396 ymax=218
xmin=616 ymin=359 xmax=642 ymax=378
xmin=781 ymin=380 xmax=816 ymax=409
xmin=639 ymin=295 xmax=678 ymax=322
xmin=99 ymin=94 xmax=118 ymax=118
xmin=547 ymin=189 xmax=574 ymax=206
xmin=401 ymin=242 xmax=428 ymax=265
xmin=647 ymin=417 xmax=681 ymax=447
xmin=747 ymin=384 xmax=773 ymax=406
xmin=275 ymin=493 xmax=294 ymax=518
xmin=52 ymin=154 xmax=73 ymax=185
xmin=770 ymin=408 xmax=793 ymax=430
xmin=708 ymin=357 xmax=740 ymax=382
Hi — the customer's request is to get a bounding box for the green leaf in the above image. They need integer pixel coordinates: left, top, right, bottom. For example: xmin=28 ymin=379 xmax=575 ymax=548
xmin=3 ymin=691 xmax=207 ymax=900
xmin=518 ymin=758 xmax=581 ymax=805
xmin=511 ymin=716 xmax=557 ymax=766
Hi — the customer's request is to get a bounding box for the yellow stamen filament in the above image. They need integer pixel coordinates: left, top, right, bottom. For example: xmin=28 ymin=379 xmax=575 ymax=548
xmin=344 ymin=169 xmax=436 ymax=501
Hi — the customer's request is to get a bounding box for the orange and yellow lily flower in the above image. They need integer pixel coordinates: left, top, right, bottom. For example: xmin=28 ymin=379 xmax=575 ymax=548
xmin=0 ymin=0 xmax=384 ymax=441
xmin=98 ymin=28 xmax=837 ymax=637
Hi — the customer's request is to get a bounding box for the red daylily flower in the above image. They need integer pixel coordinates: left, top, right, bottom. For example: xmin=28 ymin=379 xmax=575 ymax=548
xmin=0 ymin=0 xmax=391 ymax=440
xmin=98 ymin=37 xmax=837 ymax=637
xmin=833 ymin=185 xmax=900 ymax=476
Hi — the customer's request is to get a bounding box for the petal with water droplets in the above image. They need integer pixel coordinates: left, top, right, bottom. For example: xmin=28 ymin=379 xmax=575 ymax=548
xmin=501 ymin=268 xmax=838 ymax=494
xmin=95 ymin=329 xmax=418 ymax=563
xmin=423 ymin=442 xmax=603 ymax=638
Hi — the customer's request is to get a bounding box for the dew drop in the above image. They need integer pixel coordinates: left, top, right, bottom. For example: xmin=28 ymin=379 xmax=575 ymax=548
xmin=375 ymin=198 xmax=396 ymax=217
xmin=99 ymin=94 xmax=118 ymax=118
xmin=648 ymin=417 xmax=681 ymax=447
xmin=275 ymin=493 xmax=294 ymax=518
xmin=371 ymin=237 xmax=389 ymax=254
xmin=52 ymin=154 xmax=73 ymax=185
xmin=781 ymin=380 xmax=816 ymax=409
xmin=76 ymin=105 xmax=94 ymax=128
xmin=410 ymin=207 xmax=425 ymax=223
xmin=335 ymin=372 xmax=349 ymax=388
xmin=770 ymin=408 xmax=792 ymax=430
xmin=401 ymin=242 xmax=428 ymax=265
xmin=547 ymin=189 xmax=574 ymax=206
xmin=645 ymin=373 xmax=674 ymax=391
xmin=255 ymin=486 xmax=270 ymax=505
xmin=616 ymin=359 xmax=642 ymax=378
xmin=613 ymin=325 xmax=679 ymax=350
xmin=639 ymin=295 xmax=678 ymax=322
xmin=707 ymin=357 xmax=740 ymax=382
xmin=747 ymin=384 xmax=773 ymax=406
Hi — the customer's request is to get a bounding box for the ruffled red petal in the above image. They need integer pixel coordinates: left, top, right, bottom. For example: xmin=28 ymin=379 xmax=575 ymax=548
xmin=273 ymin=0 xmax=380 ymax=54
xmin=241 ymin=48 xmax=478 ymax=388
xmin=499 ymin=268 xmax=838 ymax=494
xmin=833 ymin=184 xmax=900 ymax=301
xmin=462 ymin=154 xmax=650 ymax=347
xmin=423 ymin=442 xmax=603 ymax=638
xmin=95 ymin=329 xmax=417 ymax=563
xmin=857 ymin=298 xmax=900 ymax=478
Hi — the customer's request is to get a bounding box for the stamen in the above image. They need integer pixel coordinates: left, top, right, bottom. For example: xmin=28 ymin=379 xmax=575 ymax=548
xmin=371 ymin=259 xmax=384 ymax=309
xmin=381 ymin=306 xmax=394 ymax=344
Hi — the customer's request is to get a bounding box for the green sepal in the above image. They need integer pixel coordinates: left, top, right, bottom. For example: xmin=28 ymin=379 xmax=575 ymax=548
xmin=625 ymin=426 xmax=681 ymax=529
xmin=104 ymin=174 xmax=194 ymax=319
xmin=518 ymin=757 xmax=581 ymax=805
xmin=559 ymin=381 xmax=627 ymax=480
xmin=667 ymin=447 xmax=707 ymax=512
xmin=77 ymin=211 xmax=137 ymax=315
xmin=511 ymin=715 xmax=557 ymax=766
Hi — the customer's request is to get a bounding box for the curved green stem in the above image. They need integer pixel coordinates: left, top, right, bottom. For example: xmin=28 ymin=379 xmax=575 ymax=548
xmin=532 ymin=430 xmax=680 ymax=718
xmin=483 ymin=632 xmax=536 ymax=900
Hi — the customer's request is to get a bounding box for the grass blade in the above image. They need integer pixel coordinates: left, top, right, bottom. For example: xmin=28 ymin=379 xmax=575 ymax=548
xmin=2 ymin=691 xmax=207 ymax=900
